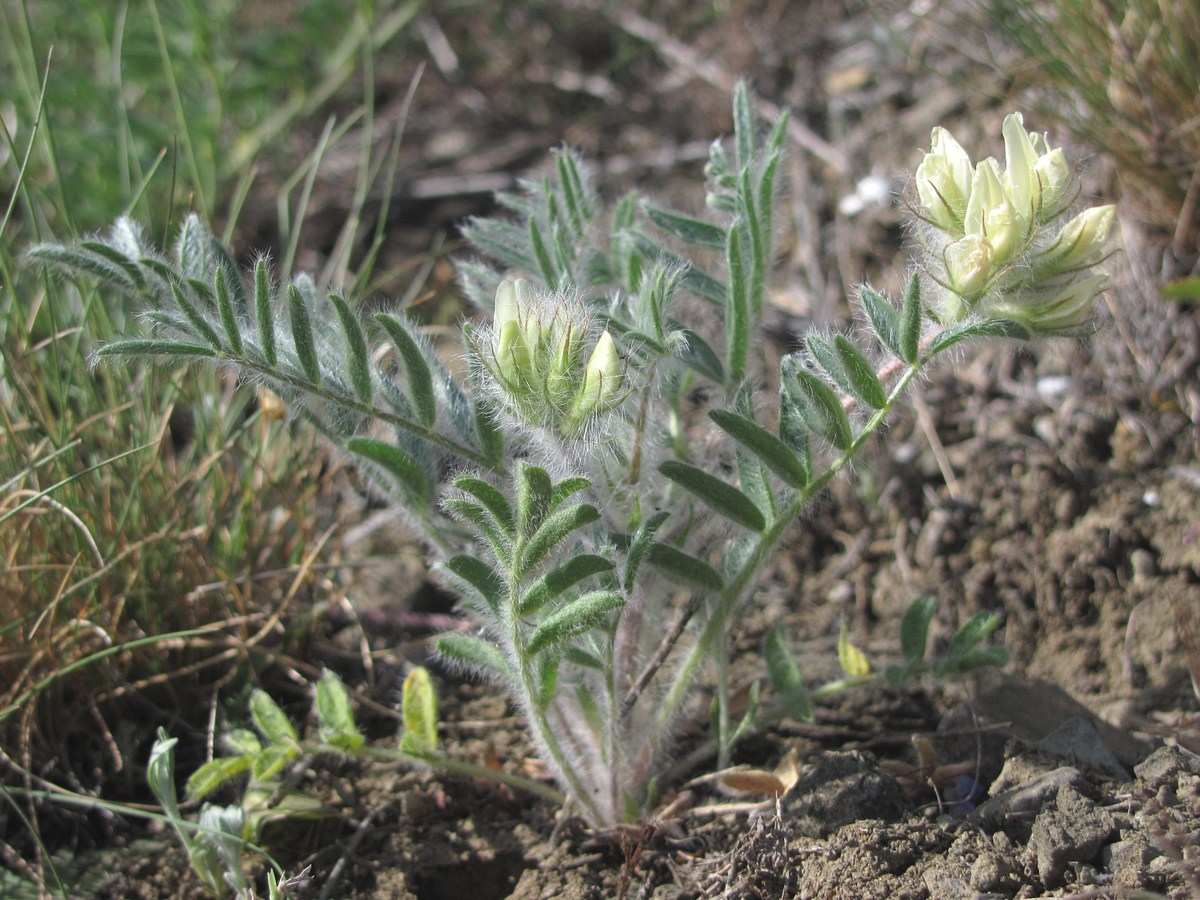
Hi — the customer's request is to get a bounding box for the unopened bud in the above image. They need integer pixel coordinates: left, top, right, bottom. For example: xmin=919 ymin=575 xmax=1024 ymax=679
xmin=566 ymin=331 xmax=623 ymax=434
xmin=1040 ymin=205 xmax=1114 ymax=271
xmin=916 ymin=127 xmax=974 ymax=232
xmin=944 ymin=236 xmax=995 ymax=304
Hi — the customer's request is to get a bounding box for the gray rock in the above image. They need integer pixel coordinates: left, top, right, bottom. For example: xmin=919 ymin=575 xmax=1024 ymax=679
xmin=922 ymin=860 xmax=991 ymax=900
xmin=975 ymin=766 xmax=1092 ymax=826
xmin=969 ymin=850 xmax=1015 ymax=892
xmin=783 ymin=750 xmax=906 ymax=837
xmin=1028 ymin=785 xmax=1116 ymax=886
xmin=1035 ymin=716 xmax=1130 ymax=782
xmin=1103 ymin=835 xmax=1157 ymax=889
xmin=1134 ymin=744 xmax=1200 ymax=789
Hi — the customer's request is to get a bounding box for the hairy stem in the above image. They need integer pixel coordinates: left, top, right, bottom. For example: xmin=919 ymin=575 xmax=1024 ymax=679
xmin=654 ymin=358 xmax=923 ymax=754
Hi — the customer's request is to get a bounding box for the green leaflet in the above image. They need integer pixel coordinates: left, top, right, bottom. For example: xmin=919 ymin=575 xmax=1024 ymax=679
xmin=186 ymin=755 xmax=254 ymax=802
xmin=444 ymin=555 xmax=505 ymax=615
xmin=453 ymin=475 xmax=515 ymax=532
xmin=806 ymin=332 xmax=886 ymax=410
xmin=250 ymin=689 xmax=297 ymax=746
xmin=376 ymin=313 xmax=438 ymax=429
xmin=517 ymin=464 xmax=555 ymax=538
xmin=215 ymin=267 xmax=244 ymax=356
xmin=763 ymin=625 xmax=813 ymax=721
xmin=97 ymin=340 xmax=216 ymax=359
xmin=899 ymin=272 xmax=923 ymax=364
xmin=518 ymin=554 xmax=615 ymax=617
xmin=253 ymin=257 xmax=277 ymax=366
xmin=252 ymin=743 xmax=297 ymax=783
xmin=725 ymin=220 xmax=750 ymax=387
xmin=710 ymin=408 xmax=808 ymax=489
xmin=643 ymin=542 xmax=724 ymax=592
xmin=786 ymin=367 xmax=853 ymax=452
xmin=346 ymin=438 xmax=431 ymax=507
xmin=525 ymin=590 xmax=624 ymax=656
xmin=833 ymin=335 xmax=886 ymax=409
xmin=658 ymin=459 xmax=766 ymax=532
xmin=437 ymin=633 xmax=512 ymax=681
xmin=925 ymin=317 xmax=1031 ymax=356
xmin=520 ymin=503 xmax=601 ymax=575
xmin=443 ymin=497 xmax=514 ymax=568
xmin=287 ymin=283 xmax=321 ymax=383
xmin=399 ymin=667 xmax=438 ymax=757
xmin=644 ymin=203 xmax=728 ymax=249
xmin=329 ymin=292 xmax=372 ymax=404
xmin=177 ymin=214 xmax=209 ymax=281
xmin=623 ymin=509 xmax=671 ymax=593
xmin=898 ymin=596 xmax=937 ymax=665
xmin=858 ymin=283 xmax=903 ymax=360
xmin=316 ymin=670 xmax=363 ymax=751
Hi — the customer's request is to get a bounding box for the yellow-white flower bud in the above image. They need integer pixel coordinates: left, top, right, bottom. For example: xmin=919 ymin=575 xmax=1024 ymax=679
xmin=990 ymin=274 xmax=1107 ymax=334
xmin=494 ymin=318 xmax=531 ymax=387
xmin=481 ymin=280 xmax=626 ymax=439
xmin=1033 ymin=147 xmax=1071 ymax=220
xmin=1002 ymin=113 xmax=1038 ymax=229
xmin=944 ymin=236 xmax=995 ymax=303
xmin=916 ymin=127 xmax=974 ymax=232
xmin=1040 ymin=205 xmax=1115 ymax=271
xmin=494 ymin=278 xmax=523 ymax=331
xmin=965 ymin=159 xmax=1025 ymax=266
xmin=566 ymin=330 xmax=622 ymax=434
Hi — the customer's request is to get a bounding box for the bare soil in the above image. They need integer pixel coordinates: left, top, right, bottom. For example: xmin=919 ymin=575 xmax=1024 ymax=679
xmin=20 ymin=1 xmax=1200 ymax=897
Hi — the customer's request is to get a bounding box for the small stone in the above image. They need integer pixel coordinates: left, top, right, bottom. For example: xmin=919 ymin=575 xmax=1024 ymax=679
xmin=1103 ymin=835 xmax=1156 ymax=889
xmin=975 ymin=766 xmax=1092 ymax=825
xmin=922 ymin=860 xmax=978 ymax=899
xmin=1129 ymin=548 xmax=1157 ymax=581
xmin=1035 ymin=716 xmax=1130 ymax=782
xmin=969 ymin=851 xmax=1013 ymax=891
xmin=1028 ymin=785 xmax=1116 ymax=886
xmin=1134 ymin=744 xmax=1200 ymax=789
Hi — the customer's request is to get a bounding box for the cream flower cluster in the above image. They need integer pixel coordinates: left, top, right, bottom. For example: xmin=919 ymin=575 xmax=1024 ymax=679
xmin=479 ymin=278 xmax=624 ymax=439
xmin=916 ymin=113 xmax=1115 ymax=333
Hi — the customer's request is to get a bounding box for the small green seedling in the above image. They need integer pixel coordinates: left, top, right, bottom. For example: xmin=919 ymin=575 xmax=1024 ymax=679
xmin=763 ymin=596 xmax=1010 ymax=724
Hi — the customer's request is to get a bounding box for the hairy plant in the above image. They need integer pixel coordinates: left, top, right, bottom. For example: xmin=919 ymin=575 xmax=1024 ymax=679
xmin=29 ymin=85 xmax=1115 ymax=827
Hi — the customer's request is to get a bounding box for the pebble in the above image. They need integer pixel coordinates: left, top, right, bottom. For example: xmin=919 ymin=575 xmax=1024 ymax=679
xmin=1035 ymin=716 xmax=1130 ymax=782
xmin=976 ymin=766 xmax=1093 ymax=824
xmin=1028 ymin=785 xmax=1116 ymax=886
xmin=1134 ymin=744 xmax=1200 ymax=788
